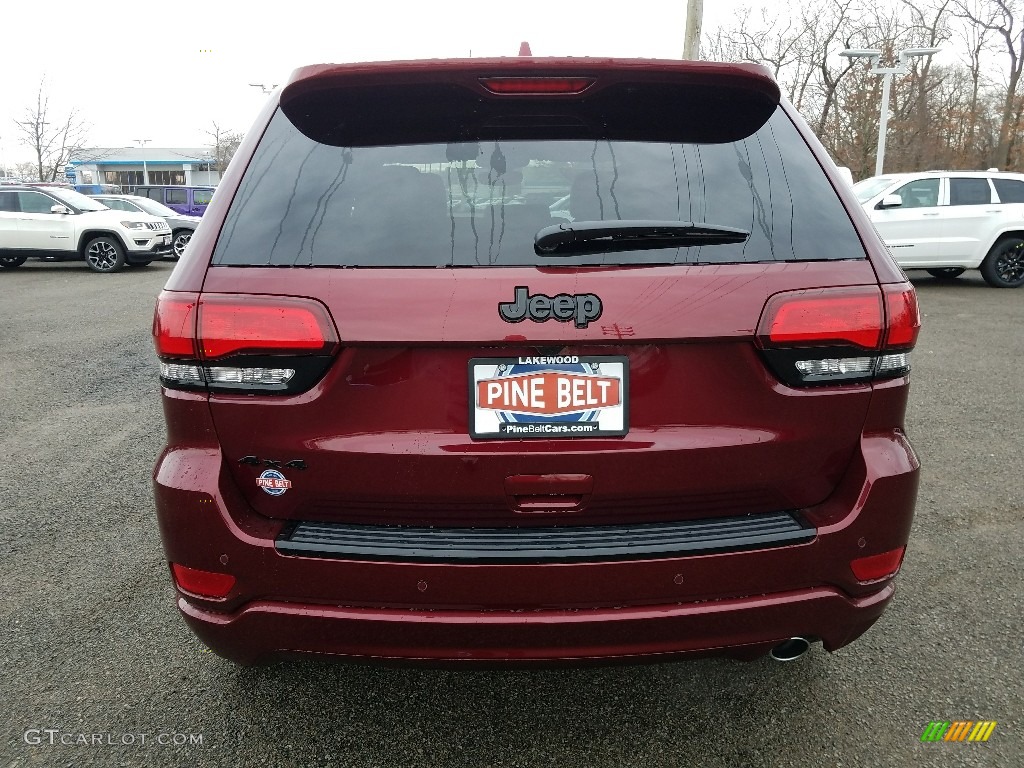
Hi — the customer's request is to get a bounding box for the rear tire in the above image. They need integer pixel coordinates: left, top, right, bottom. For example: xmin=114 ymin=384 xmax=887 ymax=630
xmin=0 ymin=255 xmax=28 ymax=268
xmin=172 ymin=229 xmax=192 ymax=260
xmin=926 ymin=267 xmax=965 ymax=279
xmin=980 ymin=237 xmax=1024 ymax=288
xmin=84 ymin=236 xmax=127 ymax=273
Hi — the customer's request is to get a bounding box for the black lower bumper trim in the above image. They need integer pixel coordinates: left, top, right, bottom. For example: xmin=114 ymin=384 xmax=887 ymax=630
xmin=275 ymin=512 xmax=815 ymax=563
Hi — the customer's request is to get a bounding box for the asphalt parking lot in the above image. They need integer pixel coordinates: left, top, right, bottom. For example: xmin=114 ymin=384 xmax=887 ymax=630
xmin=1 ymin=261 xmax=1020 ymax=768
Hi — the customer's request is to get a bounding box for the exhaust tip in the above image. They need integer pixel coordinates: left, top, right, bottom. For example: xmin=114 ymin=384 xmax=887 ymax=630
xmin=770 ymin=637 xmax=812 ymax=662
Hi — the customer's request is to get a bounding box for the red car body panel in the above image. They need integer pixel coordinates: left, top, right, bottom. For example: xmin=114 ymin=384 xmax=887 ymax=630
xmin=154 ymin=57 xmax=920 ymax=665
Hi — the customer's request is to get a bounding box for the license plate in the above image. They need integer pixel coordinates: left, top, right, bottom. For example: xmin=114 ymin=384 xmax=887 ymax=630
xmin=469 ymin=355 xmax=628 ymax=439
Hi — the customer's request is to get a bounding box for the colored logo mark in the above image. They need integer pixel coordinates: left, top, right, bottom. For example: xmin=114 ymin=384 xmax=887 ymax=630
xmin=920 ymin=721 xmax=996 ymax=742
xmin=256 ymin=469 xmax=291 ymax=497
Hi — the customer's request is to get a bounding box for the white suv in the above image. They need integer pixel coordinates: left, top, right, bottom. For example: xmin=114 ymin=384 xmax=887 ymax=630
xmin=854 ymin=170 xmax=1024 ymax=288
xmin=0 ymin=186 xmax=172 ymax=273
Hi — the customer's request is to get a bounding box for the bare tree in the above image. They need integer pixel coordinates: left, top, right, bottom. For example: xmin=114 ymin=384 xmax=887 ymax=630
xmin=954 ymin=0 xmax=998 ymax=164
xmin=956 ymin=0 xmax=1024 ymax=167
xmin=12 ymin=161 xmax=39 ymax=181
xmin=899 ymin=0 xmax=953 ymax=168
xmin=204 ymin=122 xmax=244 ymax=175
xmin=809 ymin=0 xmax=864 ymax=139
xmin=13 ymin=79 xmax=90 ymax=183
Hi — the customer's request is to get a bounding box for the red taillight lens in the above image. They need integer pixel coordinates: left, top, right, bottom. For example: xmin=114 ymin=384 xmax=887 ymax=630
xmin=479 ymin=77 xmax=595 ymax=95
xmin=883 ymin=284 xmax=921 ymax=348
xmin=850 ymin=546 xmax=906 ymax=582
xmin=758 ymin=288 xmax=884 ymax=350
xmin=153 ymin=291 xmax=199 ymax=358
xmin=171 ymin=563 xmax=236 ymax=598
xmin=197 ymin=294 xmax=338 ymax=360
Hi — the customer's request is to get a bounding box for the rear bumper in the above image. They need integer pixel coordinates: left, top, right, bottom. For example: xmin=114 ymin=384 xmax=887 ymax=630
xmin=179 ymin=583 xmax=893 ymax=666
xmin=154 ymin=391 xmax=919 ymax=666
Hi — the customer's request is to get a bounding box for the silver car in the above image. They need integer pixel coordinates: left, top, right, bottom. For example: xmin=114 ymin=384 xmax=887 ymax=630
xmin=92 ymin=194 xmax=201 ymax=259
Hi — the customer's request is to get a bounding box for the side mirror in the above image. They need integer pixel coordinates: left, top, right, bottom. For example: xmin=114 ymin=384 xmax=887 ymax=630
xmin=877 ymin=194 xmax=903 ymax=209
xmin=50 ymin=204 xmax=72 ymax=215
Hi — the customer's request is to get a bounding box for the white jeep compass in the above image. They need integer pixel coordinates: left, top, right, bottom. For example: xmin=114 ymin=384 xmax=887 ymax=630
xmin=0 ymin=185 xmax=172 ymax=273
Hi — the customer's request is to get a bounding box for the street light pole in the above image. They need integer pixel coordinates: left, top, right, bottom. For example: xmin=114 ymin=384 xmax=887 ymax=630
xmin=840 ymin=48 xmax=942 ymax=177
xmin=875 ymin=70 xmax=894 ymax=178
xmin=133 ymin=138 xmax=152 ymax=186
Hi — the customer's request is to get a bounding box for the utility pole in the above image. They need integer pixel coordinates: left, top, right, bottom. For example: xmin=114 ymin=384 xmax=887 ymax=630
xmin=683 ymin=0 xmax=704 ymax=60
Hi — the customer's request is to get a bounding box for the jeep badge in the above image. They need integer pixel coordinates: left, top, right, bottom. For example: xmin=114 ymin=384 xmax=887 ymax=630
xmin=498 ymin=286 xmax=603 ymax=329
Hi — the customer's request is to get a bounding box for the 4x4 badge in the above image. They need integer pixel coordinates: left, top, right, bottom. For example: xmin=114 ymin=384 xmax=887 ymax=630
xmin=498 ymin=286 xmax=602 ymax=328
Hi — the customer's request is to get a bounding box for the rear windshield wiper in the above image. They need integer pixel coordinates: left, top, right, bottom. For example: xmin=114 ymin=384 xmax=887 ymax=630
xmin=534 ymin=220 xmax=749 ymax=257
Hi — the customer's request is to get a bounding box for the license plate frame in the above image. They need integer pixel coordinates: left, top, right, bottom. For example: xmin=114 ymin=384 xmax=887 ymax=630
xmin=468 ymin=355 xmax=629 ymax=440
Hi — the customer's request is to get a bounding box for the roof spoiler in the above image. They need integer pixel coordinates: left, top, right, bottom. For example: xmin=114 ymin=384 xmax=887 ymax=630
xmin=280 ymin=59 xmax=782 ymax=147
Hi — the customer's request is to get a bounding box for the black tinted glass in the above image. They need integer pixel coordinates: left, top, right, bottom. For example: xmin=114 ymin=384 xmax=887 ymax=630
xmin=213 ymin=108 xmax=865 ymax=267
xmin=948 ymin=178 xmax=992 ymax=206
xmin=993 ymin=178 xmax=1024 ymax=203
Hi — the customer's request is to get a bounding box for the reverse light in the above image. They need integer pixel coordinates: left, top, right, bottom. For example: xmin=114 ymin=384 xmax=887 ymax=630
xmin=850 ymin=547 xmax=906 ymax=582
xmin=479 ymin=77 xmax=595 ymax=95
xmin=207 ymin=366 xmax=295 ymax=386
xmin=793 ymin=357 xmax=874 ymax=380
xmin=171 ymin=563 xmax=236 ymax=598
xmin=159 ymin=362 xmax=204 ymax=384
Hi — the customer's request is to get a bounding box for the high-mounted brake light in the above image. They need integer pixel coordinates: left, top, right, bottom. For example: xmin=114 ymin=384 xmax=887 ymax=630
xmin=153 ymin=292 xmax=340 ymax=394
xmin=479 ymin=77 xmax=595 ymax=95
xmin=756 ymin=284 xmax=919 ymax=386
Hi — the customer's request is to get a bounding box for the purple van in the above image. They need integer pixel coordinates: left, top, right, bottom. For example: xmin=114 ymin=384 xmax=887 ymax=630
xmin=135 ymin=185 xmax=215 ymax=216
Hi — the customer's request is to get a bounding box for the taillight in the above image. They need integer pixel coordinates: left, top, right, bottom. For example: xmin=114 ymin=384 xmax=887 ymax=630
xmin=171 ymin=563 xmax=236 ymax=599
xmin=153 ymin=291 xmax=199 ymax=358
xmin=478 ymin=76 xmax=595 ymax=95
xmin=198 ymin=295 xmax=336 ymax=359
xmin=850 ymin=546 xmax=906 ymax=582
xmin=756 ymin=284 xmax=919 ymax=386
xmin=153 ymin=291 xmax=339 ymax=394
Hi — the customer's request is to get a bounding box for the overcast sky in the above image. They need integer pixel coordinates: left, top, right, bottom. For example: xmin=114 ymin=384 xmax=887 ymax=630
xmin=0 ymin=0 xmax=953 ymax=168
xmin=0 ymin=0 xmax=757 ymax=166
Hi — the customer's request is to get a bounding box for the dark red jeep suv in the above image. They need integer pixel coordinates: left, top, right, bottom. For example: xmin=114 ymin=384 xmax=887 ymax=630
xmin=152 ymin=57 xmax=920 ymax=666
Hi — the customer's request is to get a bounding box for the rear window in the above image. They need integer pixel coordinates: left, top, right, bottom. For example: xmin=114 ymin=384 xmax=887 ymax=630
xmin=213 ymin=108 xmax=865 ymax=267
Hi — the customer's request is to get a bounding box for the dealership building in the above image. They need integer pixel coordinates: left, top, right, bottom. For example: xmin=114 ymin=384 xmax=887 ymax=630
xmin=67 ymin=147 xmax=221 ymax=191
